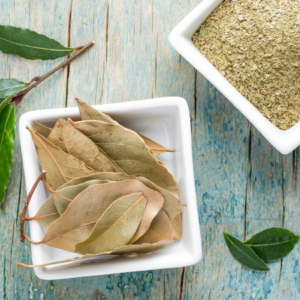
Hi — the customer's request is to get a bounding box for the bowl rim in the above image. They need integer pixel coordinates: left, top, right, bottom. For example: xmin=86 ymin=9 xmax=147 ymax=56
xmin=169 ymin=0 xmax=300 ymax=155
xmin=19 ymin=97 xmax=202 ymax=280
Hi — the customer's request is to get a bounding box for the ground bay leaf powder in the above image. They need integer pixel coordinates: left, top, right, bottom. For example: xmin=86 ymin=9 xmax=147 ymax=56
xmin=192 ymin=0 xmax=300 ymax=130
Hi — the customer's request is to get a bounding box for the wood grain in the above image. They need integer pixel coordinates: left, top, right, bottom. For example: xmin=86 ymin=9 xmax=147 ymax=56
xmin=1 ymin=0 xmax=300 ymax=299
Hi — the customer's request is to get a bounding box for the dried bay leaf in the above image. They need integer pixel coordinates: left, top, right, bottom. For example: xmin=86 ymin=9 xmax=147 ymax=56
xmin=69 ymin=119 xmax=179 ymax=197
xmin=75 ymin=193 xmax=147 ymax=254
xmin=27 ymin=126 xmax=96 ymax=190
xmin=53 ymin=179 xmax=113 ymax=216
xmin=49 ymin=171 xmax=184 ymax=222
xmin=26 ymin=178 xmax=117 ymax=228
xmin=47 ymin=118 xmax=115 ymax=172
xmin=17 ymin=240 xmax=174 ymax=268
xmin=136 ymin=176 xmax=185 ymax=221
xmin=53 ymin=171 xmax=182 ymax=220
xmin=75 ymin=98 xmax=175 ymax=155
xmin=28 ymin=180 xmax=163 ymax=252
xmin=171 ymin=213 xmax=182 ymax=240
xmin=32 ymin=121 xmax=51 ymax=138
xmin=133 ymin=209 xmax=173 ymax=245
xmin=25 ymin=196 xmax=59 ymax=229
xmin=139 ymin=135 xmax=175 ymax=156
xmin=58 ymin=172 xmax=123 ymax=190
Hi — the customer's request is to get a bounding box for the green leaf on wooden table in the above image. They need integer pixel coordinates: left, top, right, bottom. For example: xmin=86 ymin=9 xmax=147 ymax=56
xmin=75 ymin=193 xmax=147 ymax=254
xmin=0 ymin=25 xmax=74 ymax=60
xmin=17 ymin=240 xmax=174 ymax=268
xmin=47 ymin=118 xmax=115 ymax=172
xmin=75 ymin=98 xmax=175 ymax=155
xmin=0 ymin=94 xmax=17 ymax=112
xmin=27 ymin=126 xmax=96 ymax=190
xmin=0 ymin=78 xmax=29 ymax=99
xmin=244 ymin=228 xmax=300 ymax=262
xmin=223 ymin=232 xmax=270 ymax=271
xmin=69 ymin=119 xmax=179 ymax=197
xmin=0 ymin=104 xmax=16 ymax=213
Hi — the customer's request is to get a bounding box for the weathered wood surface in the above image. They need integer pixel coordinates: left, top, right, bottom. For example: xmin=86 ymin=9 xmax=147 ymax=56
xmin=0 ymin=0 xmax=299 ymax=299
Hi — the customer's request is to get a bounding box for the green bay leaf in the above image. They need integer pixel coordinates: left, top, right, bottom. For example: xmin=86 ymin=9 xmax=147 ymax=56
xmin=244 ymin=227 xmax=300 ymax=261
xmin=223 ymin=232 xmax=269 ymax=271
xmin=0 ymin=94 xmax=16 ymax=112
xmin=0 ymin=25 xmax=74 ymax=60
xmin=0 ymin=104 xmax=16 ymax=212
xmin=0 ymin=78 xmax=29 ymax=99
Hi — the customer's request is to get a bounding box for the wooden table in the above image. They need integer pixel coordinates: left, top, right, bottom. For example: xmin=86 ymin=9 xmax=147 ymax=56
xmin=1 ymin=0 xmax=299 ymax=299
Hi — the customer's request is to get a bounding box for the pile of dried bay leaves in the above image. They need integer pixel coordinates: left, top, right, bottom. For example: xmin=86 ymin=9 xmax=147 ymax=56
xmin=17 ymin=98 xmax=185 ymax=268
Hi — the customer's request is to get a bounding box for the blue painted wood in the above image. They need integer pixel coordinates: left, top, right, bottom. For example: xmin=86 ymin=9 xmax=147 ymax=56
xmin=1 ymin=0 xmax=299 ymax=299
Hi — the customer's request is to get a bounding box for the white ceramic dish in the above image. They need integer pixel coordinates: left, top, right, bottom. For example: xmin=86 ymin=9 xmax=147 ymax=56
xmin=19 ymin=97 xmax=202 ymax=280
xmin=169 ymin=0 xmax=300 ymax=155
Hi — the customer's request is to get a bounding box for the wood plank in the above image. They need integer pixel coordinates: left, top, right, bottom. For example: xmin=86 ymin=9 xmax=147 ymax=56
xmin=0 ymin=0 xmax=71 ymax=299
xmin=181 ymin=74 xmax=249 ymax=299
xmin=0 ymin=0 xmax=198 ymax=299
xmin=2 ymin=0 xmax=300 ymax=298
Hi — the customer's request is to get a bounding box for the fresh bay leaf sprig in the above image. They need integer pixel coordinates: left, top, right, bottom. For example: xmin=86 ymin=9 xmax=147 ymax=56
xmin=224 ymin=228 xmax=300 ymax=271
xmin=0 ymin=25 xmax=82 ymax=60
xmin=0 ymin=24 xmax=94 ymax=212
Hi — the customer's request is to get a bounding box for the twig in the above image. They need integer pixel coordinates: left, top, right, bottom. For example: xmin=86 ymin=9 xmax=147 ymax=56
xmin=12 ymin=41 xmax=95 ymax=105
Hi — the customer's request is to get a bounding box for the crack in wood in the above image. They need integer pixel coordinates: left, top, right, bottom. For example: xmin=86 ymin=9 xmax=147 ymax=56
xmin=179 ymin=267 xmax=185 ymax=300
xmin=106 ymin=2 xmax=109 ymax=66
xmin=164 ymin=271 xmax=166 ymax=300
xmin=15 ymin=168 xmax=23 ymax=223
xmin=9 ymin=222 xmax=15 ymax=275
xmin=278 ymin=156 xmax=286 ymax=292
xmin=151 ymin=0 xmax=154 ymax=33
xmin=194 ymin=69 xmax=197 ymax=122
xmin=244 ymin=125 xmax=252 ymax=241
xmin=154 ymin=32 xmax=158 ymax=94
xmin=293 ymin=150 xmax=297 ymax=189
xmin=3 ymin=257 xmax=6 ymax=300
xmin=94 ymin=61 xmax=100 ymax=103
xmin=65 ymin=0 xmax=73 ymax=106
xmin=100 ymin=62 xmax=105 ymax=104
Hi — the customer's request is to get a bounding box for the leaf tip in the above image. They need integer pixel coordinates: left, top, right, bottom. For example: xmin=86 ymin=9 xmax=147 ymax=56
xmin=0 ymin=207 xmax=7 ymax=214
xmin=26 ymin=125 xmax=34 ymax=133
xmin=68 ymin=118 xmax=74 ymax=125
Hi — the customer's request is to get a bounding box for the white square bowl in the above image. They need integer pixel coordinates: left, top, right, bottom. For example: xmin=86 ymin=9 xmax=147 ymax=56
xmin=169 ymin=0 xmax=300 ymax=155
xmin=19 ymin=97 xmax=202 ymax=280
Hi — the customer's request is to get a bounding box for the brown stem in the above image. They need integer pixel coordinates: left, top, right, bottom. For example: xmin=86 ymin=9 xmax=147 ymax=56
xmin=20 ymin=171 xmax=47 ymax=243
xmin=19 ymin=170 xmax=71 ymax=243
xmin=12 ymin=41 xmax=94 ymax=104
